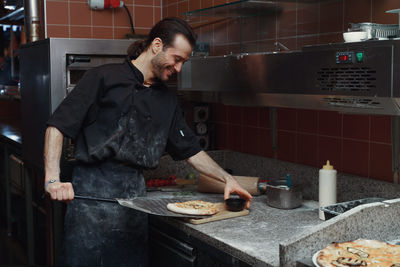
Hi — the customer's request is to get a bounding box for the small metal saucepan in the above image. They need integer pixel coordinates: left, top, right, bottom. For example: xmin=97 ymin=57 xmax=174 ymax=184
xmin=265 ymin=180 xmax=303 ymax=209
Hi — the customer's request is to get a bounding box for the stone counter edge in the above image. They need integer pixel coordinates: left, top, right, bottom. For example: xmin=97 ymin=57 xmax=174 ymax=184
xmin=279 ymin=199 xmax=400 ymax=266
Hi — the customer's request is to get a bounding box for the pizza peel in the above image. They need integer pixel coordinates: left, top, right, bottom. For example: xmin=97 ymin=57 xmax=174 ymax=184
xmin=74 ymin=195 xmax=213 ymax=218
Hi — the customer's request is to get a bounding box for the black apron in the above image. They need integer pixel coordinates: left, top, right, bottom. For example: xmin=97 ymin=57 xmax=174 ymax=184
xmin=59 ymin=161 xmax=148 ymax=267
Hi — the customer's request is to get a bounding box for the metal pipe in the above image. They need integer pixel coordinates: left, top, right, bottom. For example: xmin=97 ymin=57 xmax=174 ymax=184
xmin=24 ymin=0 xmax=40 ymax=42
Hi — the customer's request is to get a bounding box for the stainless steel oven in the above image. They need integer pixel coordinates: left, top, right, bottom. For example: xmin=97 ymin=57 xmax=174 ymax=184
xmin=19 ymin=38 xmax=134 ymax=170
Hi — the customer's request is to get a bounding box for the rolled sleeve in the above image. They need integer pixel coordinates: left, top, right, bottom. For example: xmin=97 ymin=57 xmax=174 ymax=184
xmin=47 ymin=69 xmax=102 ymax=139
xmin=166 ymin=105 xmax=202 ymax=161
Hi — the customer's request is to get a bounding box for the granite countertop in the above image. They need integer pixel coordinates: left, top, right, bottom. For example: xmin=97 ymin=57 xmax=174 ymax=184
xmin=146 ymin=190 xmax=323 ymax=266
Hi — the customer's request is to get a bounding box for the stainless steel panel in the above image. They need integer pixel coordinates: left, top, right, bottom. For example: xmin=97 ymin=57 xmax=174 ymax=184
xmin=20 ymin=38 xmax=134 ymax=169
xmin=178 ymin=40 xmax=400 ymax=115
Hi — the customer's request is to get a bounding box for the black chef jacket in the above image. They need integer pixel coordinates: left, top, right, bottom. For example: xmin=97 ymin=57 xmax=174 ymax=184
xmin=47 ymin=57 xmax=201 ymax=168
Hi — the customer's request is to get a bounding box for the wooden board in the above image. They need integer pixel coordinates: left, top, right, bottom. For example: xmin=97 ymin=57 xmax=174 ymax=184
xmin=185 ymin=203 xmax=250 ymax=225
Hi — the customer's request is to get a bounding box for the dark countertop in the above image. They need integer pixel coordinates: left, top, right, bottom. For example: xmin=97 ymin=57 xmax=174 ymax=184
xmin=0 ymin=118 xmax=22 ymax=146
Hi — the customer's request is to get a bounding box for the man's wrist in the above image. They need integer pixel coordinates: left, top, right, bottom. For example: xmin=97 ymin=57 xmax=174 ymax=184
xmin=44 ymin=179 xmax=60 ymax=190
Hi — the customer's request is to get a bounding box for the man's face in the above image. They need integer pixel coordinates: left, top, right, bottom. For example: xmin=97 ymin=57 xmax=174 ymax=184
xmin=151 ymin=34 xmax=192 ymax=82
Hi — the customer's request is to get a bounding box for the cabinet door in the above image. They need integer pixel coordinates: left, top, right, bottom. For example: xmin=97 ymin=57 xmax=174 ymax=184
xmin=149 ymin=226 xmax=196 ymax=267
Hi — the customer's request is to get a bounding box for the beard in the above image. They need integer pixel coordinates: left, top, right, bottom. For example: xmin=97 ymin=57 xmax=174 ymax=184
xmin=151 ymin=51 xmax=175 ymax=82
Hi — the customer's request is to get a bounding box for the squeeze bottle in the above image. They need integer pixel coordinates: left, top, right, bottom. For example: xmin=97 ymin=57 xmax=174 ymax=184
xmin=319 ymin=160 xmax=337 ymax=220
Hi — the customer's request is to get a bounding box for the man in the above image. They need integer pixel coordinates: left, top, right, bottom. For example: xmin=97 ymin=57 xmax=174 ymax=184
xmin=44 ymin=17 xmax=252 ymax=267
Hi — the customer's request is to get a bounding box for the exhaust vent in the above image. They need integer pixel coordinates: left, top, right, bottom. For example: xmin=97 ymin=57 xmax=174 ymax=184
xmin=316 ymin=67 xmax=377 ymax=92
xmin=322 ymin=97 xmax=382 ymax=109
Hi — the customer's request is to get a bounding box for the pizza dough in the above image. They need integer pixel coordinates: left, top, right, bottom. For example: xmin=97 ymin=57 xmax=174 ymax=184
xmin=167 ymin=200 xmax=219 ymax=215
xmin=317 ymin=239 xmax=400 ymax=267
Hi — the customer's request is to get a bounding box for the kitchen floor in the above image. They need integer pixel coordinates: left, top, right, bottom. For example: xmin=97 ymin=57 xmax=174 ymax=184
xmin=0 ymin=227 xmax=28 ymax=266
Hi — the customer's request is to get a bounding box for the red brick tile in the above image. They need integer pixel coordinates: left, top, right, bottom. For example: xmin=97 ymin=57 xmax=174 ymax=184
xmin=212 ymin=44 xmax=230 ymax=56
xmin=343 ymin=114 xmax=369 ymax=140
xmin=114 ymin=27 xmax=131 ymax=39
xmin=257 ymin=128 xmax=274 ymax=158
xmin=46 ymin=1 xmax=69 ymax=25
xmin=214 ymin=103 xmax=228 ymax=123
xmin=162 ymin=6 xmax=168 ymax=17
xmin=259 ymin=107 xmax=270 ymax=128
xmin=188 ymin=0 xmax=201 ymax=12
xmin=342 ymin=139 xmax=369 ymax=177
xmin=124 ymin=0 xmax=134 ymax=6
xmin=46 ymin=25 xmax=69 ymax=38
xmin=257 ymin=16 xmax=276 ymax=40
xmin=344 ymin=0 xmax=372 ymax=27
xmin=297 ymin=109 xmax=318 ymax=134
xmin=215 ymin=123 xmax=228 ymax=149
xmin=277 ymin=108 xmax=297 ymax=131
xmin=199 ymin=24 xmax=213 ymax=43
xmin=227 ymin=105 xmax=242 ymax=125
xmin=178 ymin=1 xmax=189 ymax=16
xmin=370 ymin=115 xmax=391 ymax=144
xmin=93 ymin=27 xmax=113 ymax=39
xmin=214 ymin=0 xmax=226 ymax=6
xmin=70 ymin=2 xmax=91 ymax=26
xmin=242 ymin=42 xmax=258 ymax=53
xmin=277 ymin=130 xmax=297 ymax=162
xmin=154 ymin=7 xmax=162 ymax=23
xmin=134 ymin=6 xmax=154 ymax=28
xmin=213 ymin=20 xmax=228 ymax=44
xmin=70 ymin=26 xmax=92 ymax=38
xmin=297 ymin=133 xmax=318 ymax=167
xmin=320 ymin=0 xmax=344 ymax=33
xmin=165 ymin=4 xmax=178 ymax=17
xmin=372 ymin=0 xmax=400 ymax=24
xmin=297 ymin=2 xmax=319 ymax=35
xmin=134 ymin=28 xmax=151 ymax=35
xmin=92 ymin=9 xmax=113 ymax=27
xmin=257 ymin=40 xmax=277 ymax=52
xmin=154 ymin=0 xmax=161 ymax=7
xmin=277 ymin=2 xmax=297 ymax=38
xmin=318 ymin=136 xmax=342 ymax=171
xmin=227 ymin=18 xmax=241 ymax=43
xmin=369 ymin=143 xmax=393 ymax=182
xmin=241 ymin=17 xmax=258 ymax=42
xmin=242 ymin=126 xmax=259 ymax=155
xmin=135 ymin=0 xmax=153 ymax=5
xmin=242 ymin=106 xmax=258 ymax=127
xmin=201 ymin=0 xmax=213 ymax=9
xmin=297 ymin=35 xmax=318 ymax=50
xmin=227 ymin=124 xmax=242 ymax=152
xmin=318 ymin=33 xmax=343 ymax=44
xmin=318 ymin=110 xmax=342 ymax=137
xmin=114 ymin=6 xmax=132 ymax=28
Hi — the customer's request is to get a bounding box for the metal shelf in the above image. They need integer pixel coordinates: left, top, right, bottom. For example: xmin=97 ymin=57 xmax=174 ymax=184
xmin=182 ymin=0 xmax=279 ymax=19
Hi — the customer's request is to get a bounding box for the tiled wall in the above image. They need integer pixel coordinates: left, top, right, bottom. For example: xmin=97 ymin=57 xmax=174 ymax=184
xmin=209 ymin=105 xmax=393 ymax=182
xmin=45 ymin=0 xmax=162 ymax=38
xmin=164 ymin=0 xmax=399 ymax=183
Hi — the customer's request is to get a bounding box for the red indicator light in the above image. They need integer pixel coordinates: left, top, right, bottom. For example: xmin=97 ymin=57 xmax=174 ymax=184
xmin=339 ymin=55 xmax=349 ymax=61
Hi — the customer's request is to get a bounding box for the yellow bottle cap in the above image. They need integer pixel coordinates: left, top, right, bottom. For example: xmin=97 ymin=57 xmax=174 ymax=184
xmin=323 ymin=160 xmax=334 ymax=170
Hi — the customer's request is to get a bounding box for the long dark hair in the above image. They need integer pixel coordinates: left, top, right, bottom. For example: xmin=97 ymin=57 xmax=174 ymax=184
xmin=127 ymin=17 xmax=197 ymax=59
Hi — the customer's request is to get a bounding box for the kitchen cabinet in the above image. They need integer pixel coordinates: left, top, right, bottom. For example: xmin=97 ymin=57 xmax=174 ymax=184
xmin=149 ymin=216 xmax=251 ymax=267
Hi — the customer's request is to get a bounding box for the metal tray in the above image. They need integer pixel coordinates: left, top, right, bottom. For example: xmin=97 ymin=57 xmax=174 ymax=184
xmin=320 ymin=197 xmax=386 ymax=220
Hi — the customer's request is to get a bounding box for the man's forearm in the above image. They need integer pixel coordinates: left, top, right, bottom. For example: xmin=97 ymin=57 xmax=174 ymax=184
xmin=44 ymin=126 xmax=64 ymax=183
xmin=187 ymin=151 xmax=232 ymax=183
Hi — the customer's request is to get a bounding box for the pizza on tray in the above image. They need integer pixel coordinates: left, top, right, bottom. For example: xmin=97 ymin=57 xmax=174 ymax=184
xmin=316 ymin=239 xmax=400 ymax=267
xmin=167 ymin=200 xmax=219 ymax=215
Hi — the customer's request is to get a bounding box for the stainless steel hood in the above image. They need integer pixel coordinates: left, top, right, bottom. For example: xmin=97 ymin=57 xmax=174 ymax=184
xmin=178 ymin=40 xmax=400 ymax=115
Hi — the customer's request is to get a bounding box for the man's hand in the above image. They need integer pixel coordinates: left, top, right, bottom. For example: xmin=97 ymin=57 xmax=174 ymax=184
xmin=224 ymin=177 xmax=252 ymax=209
xmin=46 ymin=181 xmax=75 ymax=202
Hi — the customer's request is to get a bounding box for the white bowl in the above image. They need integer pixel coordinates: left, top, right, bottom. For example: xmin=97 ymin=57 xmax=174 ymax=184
xmin=343 ymin=31 xmax=368 ymax=42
